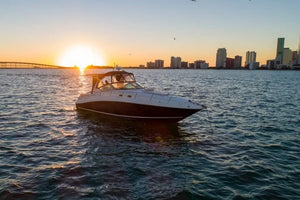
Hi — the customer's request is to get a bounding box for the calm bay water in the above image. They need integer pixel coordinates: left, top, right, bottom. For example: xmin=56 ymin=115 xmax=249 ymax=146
xmin=0 ymin=69 xmax=299 ymax=200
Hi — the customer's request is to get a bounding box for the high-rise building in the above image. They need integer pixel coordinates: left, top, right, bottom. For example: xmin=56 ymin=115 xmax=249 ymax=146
xmin=234 ymin=56 xmax=242 ymax=69
xmin=292 ymin=51 xmax=298 ymax=65
xmin=170 ymin=56 xmax=181 ymax=68
xmin=216 ymin=48 xmax=227 ymax=68
xmin=245 ymin=51 xmax=256 ymax=66
xmin=176 ymin=57 xmax=181 ymax=68
xmin=146 ymin=61 xmax=155 ymax=68
xmin=276 ymin=38 xmax=285 ymax=64
xmin=282 ymin=48 xmax=292 ymax=66
xmin=298 ymin=37 xmax=300 ymax=64
xmin=226 ymin=58 xmax=234 ymax=69
xmin=155 ymin=59 xmax=164 ymax=68
xmin=181 ymin=61 xmax=188 ymax=69
xmin=194 ymin=60 xmax=209 ymax=69
xmin=170 ymin=56 xmax=175 ymax=68
xmin=249 ymin=62 xmax=260 ymax=70
xmin=189 ymin=63 xmax=195 ymax=69
xmin=267 ymin=60 xmax=275 ymax=69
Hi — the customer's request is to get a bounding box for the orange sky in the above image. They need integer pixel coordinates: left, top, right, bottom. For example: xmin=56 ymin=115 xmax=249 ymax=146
xmin=0 ymin=0 xmax=299 ymax=67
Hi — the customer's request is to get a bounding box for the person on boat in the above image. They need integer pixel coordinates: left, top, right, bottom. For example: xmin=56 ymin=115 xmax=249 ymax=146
xmin=97 ymin=78 xmax=112 ymax=91
xmin=114 ymin=74 xmax=125 ymax=89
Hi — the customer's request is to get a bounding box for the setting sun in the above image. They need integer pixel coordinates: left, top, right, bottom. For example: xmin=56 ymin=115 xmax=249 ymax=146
xmin=58 ymin=45 xmax=106 ymax=72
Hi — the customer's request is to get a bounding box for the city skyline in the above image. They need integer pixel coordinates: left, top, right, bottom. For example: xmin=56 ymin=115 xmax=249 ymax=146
xmin=144 ymin=35 xmax=299 ymax=69
xmin=1 ymin=0 xmax=300 ymax=68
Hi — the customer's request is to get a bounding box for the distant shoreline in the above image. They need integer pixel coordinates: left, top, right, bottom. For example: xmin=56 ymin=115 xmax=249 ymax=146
xmin=1 ymin=63 xmax=300 ymax=70
xmin=1 ymin=67 xmax=299 ymax=70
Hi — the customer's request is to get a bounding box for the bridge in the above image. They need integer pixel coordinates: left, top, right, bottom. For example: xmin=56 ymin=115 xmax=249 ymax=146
xmin=0 ymin=62 xmax=69 ymax=69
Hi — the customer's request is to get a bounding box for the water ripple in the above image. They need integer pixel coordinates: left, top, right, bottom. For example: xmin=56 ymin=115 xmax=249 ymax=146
xmin=0 ymin=69 xmax=299 ymax=199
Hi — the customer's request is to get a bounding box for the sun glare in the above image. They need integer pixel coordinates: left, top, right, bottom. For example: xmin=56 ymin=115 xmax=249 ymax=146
xmin=58 ymin=45 xmax=106 ymax=72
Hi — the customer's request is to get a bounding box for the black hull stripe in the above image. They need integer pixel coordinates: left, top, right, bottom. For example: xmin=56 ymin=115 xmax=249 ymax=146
xmin=76 ymin=101 xmax=200 ymax=120
xmin=77 ymin=107 xmax=183 ymax=120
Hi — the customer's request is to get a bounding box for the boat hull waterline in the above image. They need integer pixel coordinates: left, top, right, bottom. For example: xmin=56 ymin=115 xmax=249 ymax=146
xmin=76 ymin=101 xmax=201 ymax=121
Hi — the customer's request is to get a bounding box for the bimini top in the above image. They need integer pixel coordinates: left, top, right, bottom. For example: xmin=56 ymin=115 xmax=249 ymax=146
xmin=90 ymin=70 xmax=143 ymax=92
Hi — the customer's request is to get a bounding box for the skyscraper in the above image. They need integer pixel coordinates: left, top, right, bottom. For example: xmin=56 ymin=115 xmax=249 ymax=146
xmin=276 ymin=38 xmax=285 ymax=64
xmin=170 ymin=56 xmax=181 ymax=68
xmin=234 ymin=56 xmax=242 ymax=69
xmin=292 ymin=51 xmax=298 ymax=65
xmin=282 ymin=48 xmax=292 ymax=66
xmin=146 ymin=61 xmax=155 ymax=68
xmin=245 ymin=51 xmax=256 ymax=66
xmin=194 ymin=60 xmax=209 ymax=69
xmin=226 ymin=58 xmax=234 ymax=69
xmin=216 ymin=48 xmax=226 ymax=68
xmin=298 ymin=37 xmax=300 ymax=64
xmin=155 ymin=59 xmax=164 ymax=68
xmin=181 ymin=61 xmax=188 ymax=69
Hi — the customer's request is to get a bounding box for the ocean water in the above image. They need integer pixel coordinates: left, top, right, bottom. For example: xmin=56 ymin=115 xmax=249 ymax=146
xmin=0 ymin=69 xmax=299 ymax=200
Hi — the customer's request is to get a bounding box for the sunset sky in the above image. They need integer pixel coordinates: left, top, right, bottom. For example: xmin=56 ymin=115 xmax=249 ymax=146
xmin=1 ymin=0 xmax=299 ymax=67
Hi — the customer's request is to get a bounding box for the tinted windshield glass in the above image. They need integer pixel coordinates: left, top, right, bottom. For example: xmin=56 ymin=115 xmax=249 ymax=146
xmin=111 ymin=73 xmax=135 ymax=83
xmin=124 ymin=74 xmax=135 ymax=82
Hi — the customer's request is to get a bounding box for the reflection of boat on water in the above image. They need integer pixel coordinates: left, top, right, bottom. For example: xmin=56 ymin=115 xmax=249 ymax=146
xmin=76 ymin=69 xmax=203 ymax=122
xmin=77 ymin=111 xmax=182 ymax=143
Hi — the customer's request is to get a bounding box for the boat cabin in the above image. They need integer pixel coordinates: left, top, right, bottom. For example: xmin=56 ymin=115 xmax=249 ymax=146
xmin=91 ymin=71 xmax=143 ymax=93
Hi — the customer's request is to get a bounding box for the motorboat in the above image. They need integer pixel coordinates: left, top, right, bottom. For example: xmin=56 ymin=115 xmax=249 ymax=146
xmin=76 ymin=69 xmax=203 ymax=121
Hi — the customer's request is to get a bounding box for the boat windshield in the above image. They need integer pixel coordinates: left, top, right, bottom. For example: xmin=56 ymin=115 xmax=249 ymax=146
xmin=96 ymin=73 xmax=143 ymax=90
xmin=111 ymin=73 xmax=135 ymax=83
